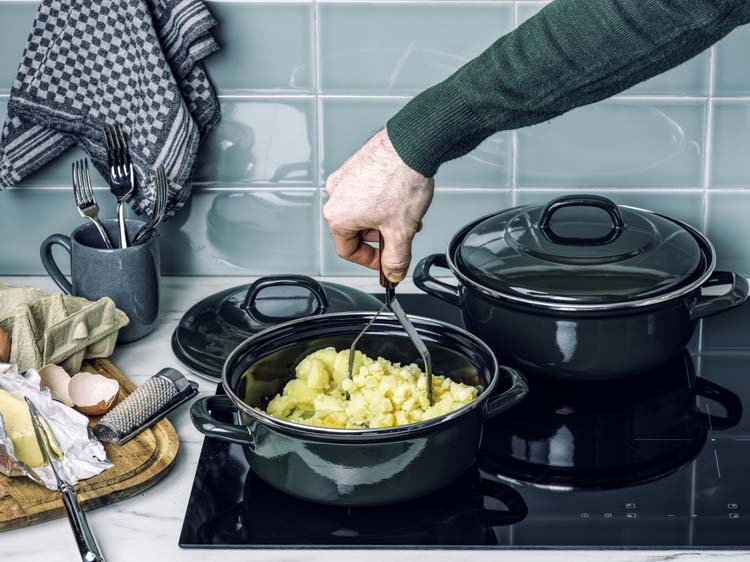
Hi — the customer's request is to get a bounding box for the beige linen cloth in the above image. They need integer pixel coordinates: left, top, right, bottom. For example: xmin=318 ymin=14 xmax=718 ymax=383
xmin=0 ymin=284 xmax=128 ymax=373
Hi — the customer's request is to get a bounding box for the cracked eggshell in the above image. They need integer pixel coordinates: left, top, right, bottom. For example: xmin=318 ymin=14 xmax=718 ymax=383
xmin=69 ymin=372 xmax=120 ymax=416
xmin=38 ymin=363 xmax=74 ymax=407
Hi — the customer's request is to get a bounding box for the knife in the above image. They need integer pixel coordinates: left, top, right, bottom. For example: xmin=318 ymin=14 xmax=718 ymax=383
xmin=25 ymin=397 xmax=106 ymax=562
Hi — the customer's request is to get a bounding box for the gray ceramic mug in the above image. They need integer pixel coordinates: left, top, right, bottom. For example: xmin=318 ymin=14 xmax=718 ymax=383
xmin=40 ymin=219 xmax=160 ymax=343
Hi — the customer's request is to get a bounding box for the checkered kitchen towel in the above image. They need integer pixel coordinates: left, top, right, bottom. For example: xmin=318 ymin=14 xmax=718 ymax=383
xmin=0 ymin=0 xmax=220 ymax=216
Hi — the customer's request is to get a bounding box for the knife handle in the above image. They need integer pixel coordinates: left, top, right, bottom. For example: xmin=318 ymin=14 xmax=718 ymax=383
xmin=60 ymin=482 xmax=106 ymax=562
xmin=378 ymin=232 xmax=397 ymax=302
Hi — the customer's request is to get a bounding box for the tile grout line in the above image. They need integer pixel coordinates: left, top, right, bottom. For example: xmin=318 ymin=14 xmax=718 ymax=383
xmin=702 ymin=46 xmax=716 ymax=236
xmin=313 ymin=0 xmax=325 ymax=275
xmin=510 ymin=0 xmax=518 ymax=206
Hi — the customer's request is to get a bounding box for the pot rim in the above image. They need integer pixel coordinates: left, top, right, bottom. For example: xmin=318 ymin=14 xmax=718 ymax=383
xmin=447 ymin=206 xmax=717 ymax=312
xmin=221 ymin=311 xmax=501 ymax=440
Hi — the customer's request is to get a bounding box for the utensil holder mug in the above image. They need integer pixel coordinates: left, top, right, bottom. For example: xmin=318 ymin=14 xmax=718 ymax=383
xmin=40 ymin=219 xmax=160 ymax=343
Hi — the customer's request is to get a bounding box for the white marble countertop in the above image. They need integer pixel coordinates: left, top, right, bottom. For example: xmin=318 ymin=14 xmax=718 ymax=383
xmin=0 ymin=275 xmax=746 ymax=562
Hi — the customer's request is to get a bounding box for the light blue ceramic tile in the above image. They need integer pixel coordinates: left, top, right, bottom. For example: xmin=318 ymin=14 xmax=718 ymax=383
xmin=516 ymin=100 xmax=706 ymax=187
xmin=702 ymin=305 xmax=750 ymax=351
xmin=205 ymin=2 xmax=313 ymax=93
xmin=319 ymin=2 xmax=513 ymax=94
xmin=515 ymin=2 xmax=709 ymax=96
xmin=321 ymin=189 xmax=511 ymax=276
xmin=710 ymin=101 xmax=750 ymax=188
xmin=0 ymin=2 xmax=36 ymax=93
xmin=159 ymin=189 xmax=318 ymax=275
xmin=515 ymin=189 xmax=705 ymax=230
xmin=713 ymin=26 xmax=750 ymax=96
xmin=0 ymin=188 xmax=117 ymax=275
xmin=0 ymin=96 xmax=107 ymax=187
xmin=706 ymin=191 xmax=750 ymax=276
xmin=193 ymin=97 xmax=316 ymax=187
xmin=320 ymin=98 xmax=510 ymax=188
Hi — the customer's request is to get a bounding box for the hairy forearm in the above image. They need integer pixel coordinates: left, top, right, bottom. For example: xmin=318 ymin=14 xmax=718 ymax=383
xmin=387 ymin=0 xmax=750 ymax=177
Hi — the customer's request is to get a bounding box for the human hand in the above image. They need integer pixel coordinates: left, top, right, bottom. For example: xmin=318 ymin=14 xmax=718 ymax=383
xmin=323 ymin=128 xmax=434 ymax=283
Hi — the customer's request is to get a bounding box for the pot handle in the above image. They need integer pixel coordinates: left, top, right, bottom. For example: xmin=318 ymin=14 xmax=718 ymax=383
xmin=479 ymin=479 xmax=529 ymax=526
xmin=413 ymin=254 xmax=462 ymax=306
xmin=538 ymin=194 xmax=625 ymax=246
xmin=486 ymin=367 xmax=529 ymax=419
xmin=190 ymin=395 xmax=256 ymax=447
xmin=695 ymin=378 xmax=743 ymax=431
xmin=689 ymin=271 xmax=749 ymax=321
xmin=242 ymin=275 xmax=330 ymax=323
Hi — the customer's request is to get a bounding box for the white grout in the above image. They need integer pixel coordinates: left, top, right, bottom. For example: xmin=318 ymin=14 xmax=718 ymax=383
xmin=509 ymin=0 xmax=518 ymax=206
xmin=702 ymin=46 xmax=717 ymax=235
xmin=313 ymin=0 xmax=325 ymax=275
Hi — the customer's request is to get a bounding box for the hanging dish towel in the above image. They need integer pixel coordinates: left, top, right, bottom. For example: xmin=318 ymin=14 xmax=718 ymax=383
xmin=0 ymin=0 xmax=220 ymax=216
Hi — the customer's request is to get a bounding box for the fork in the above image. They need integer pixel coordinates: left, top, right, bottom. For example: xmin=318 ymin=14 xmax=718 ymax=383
xmin=102 ymin=124 xmax=135 ymax=248
xmin=72 ymin=159 xmax=113 ymax=249
xmin=133 ymin=165 xmax=168 ymax=245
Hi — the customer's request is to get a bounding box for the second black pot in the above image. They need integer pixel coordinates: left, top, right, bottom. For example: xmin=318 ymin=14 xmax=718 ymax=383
xmin=414 ymin=196 xmax=749 ymax=380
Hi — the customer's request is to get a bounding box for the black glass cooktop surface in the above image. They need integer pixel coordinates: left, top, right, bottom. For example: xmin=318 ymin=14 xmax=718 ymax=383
xmin=179 ymin=294 xmax=750 ymax=549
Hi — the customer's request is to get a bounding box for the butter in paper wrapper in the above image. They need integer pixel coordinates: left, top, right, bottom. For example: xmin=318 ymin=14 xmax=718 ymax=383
xmin=0 ymin=363 xmax=112 ymax=489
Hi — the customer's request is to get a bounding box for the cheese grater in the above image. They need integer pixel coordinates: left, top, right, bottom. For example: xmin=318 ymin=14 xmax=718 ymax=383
xmin=93 ymin=368 xmax=198 ymax=446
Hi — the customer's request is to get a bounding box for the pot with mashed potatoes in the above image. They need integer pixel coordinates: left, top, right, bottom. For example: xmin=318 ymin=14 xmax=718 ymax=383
xmin=191 ymin=312 xmax=528 ymax=506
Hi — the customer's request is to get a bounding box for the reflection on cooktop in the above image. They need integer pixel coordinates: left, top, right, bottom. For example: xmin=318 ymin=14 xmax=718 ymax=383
xmin=180 ymin=295 xmax=750 ymax=549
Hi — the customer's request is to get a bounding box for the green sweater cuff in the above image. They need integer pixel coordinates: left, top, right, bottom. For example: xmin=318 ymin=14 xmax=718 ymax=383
xmin=386 ymin=79 xmax=488 ymax=178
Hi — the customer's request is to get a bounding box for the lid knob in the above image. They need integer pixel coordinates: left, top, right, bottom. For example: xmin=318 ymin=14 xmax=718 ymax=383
xmin=538 ymin=194 xmax=625 ymax=246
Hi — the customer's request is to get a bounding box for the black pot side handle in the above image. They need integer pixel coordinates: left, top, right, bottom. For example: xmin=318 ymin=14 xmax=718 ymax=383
xmin=486 ymin=367 xmax=529 ymax=419
xmin=413 ymin=254 xmax=462 ymax=306
xmin=190 ymin=395 xmax=256 ymax=447
xmin=689 ymin=271 xmax=749 ymax=321
xmin=695 ymin=378 xmax=743 ymax=431
xmin=242 ymin=275 xmax=330 ymax=324
xmin=479 ymin=479 xmax=529 ymax=526
xmin=40 ymin=233 xmax=73 ymax=294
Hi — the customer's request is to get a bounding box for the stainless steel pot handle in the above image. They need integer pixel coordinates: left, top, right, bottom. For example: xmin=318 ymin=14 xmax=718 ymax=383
xmin=413 ymin=254 xmax=462 ymax=306
xmin=190 ymin=395 xmax=256 ymax=447
xmin=689 ymin=271 xmax=749 ymax=321
xmin=486 ymin=367 xmax=529 ymax=419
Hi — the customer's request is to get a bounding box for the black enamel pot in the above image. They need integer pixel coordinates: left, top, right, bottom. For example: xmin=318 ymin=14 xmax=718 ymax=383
xmin=414 ymin=194 xmax=749 ymax=380
xmin=479 ymin=351 xmax=742 ymax=489
xmin=190 ymin=312 xmax=529 ymax=506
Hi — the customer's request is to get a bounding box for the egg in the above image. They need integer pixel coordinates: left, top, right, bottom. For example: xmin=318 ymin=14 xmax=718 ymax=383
xmin=263 ymin=348 xmax=478 ymax=429
xmin=0 ymin=326 xmax=11 ymax=363
xmin=38 ymin=364 xmax=74 ymax=407
xmin=68 ymin=372 xmax=120 ymax=416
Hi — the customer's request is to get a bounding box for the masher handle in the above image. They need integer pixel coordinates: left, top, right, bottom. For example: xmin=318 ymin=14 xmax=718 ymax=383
xmin=378 ymin=232 xmax=397 ymax=303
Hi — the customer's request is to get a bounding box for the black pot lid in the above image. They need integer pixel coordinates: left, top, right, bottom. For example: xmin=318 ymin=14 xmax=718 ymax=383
xmin=454 ymin=194 xmax=707 ymax=306
xmin=172 ymin=275 xmax=383 ymax=381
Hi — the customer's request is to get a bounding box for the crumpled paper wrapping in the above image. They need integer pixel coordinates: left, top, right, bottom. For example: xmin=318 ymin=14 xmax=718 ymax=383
xmin=0 ymin=284 xmax=129 ymax=374
xmin=0 ymin=363 xmax=111 ymax=489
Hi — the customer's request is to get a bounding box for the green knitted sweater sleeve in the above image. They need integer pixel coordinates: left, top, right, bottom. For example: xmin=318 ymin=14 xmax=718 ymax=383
xmin=387 ymin=0 xmax=750 ymax=178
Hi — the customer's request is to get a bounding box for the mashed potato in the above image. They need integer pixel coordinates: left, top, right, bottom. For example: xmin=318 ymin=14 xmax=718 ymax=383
xmin=264 ymin=347 xmax=479 ymax=429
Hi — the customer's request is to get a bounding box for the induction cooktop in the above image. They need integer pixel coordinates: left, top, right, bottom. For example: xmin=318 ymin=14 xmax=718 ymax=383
xmin=179 ymin=294 xmax=750 ymax=549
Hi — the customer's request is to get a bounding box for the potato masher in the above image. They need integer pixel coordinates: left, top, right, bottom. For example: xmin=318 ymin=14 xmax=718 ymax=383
xmin=347 ymin=233 xmax=433 ymax=405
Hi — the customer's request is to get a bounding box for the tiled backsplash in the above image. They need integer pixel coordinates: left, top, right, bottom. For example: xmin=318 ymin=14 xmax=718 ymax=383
xmin=1 ymin=0 xmax=748 ymax=277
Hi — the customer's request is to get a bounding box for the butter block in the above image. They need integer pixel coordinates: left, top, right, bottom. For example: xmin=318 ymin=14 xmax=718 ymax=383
xmin=0 ymin=389 xmax=44 ymax=468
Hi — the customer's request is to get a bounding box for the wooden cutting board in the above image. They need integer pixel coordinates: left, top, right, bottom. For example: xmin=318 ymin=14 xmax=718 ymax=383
xmin=0 ymin=358 xmax=179 ymax=531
